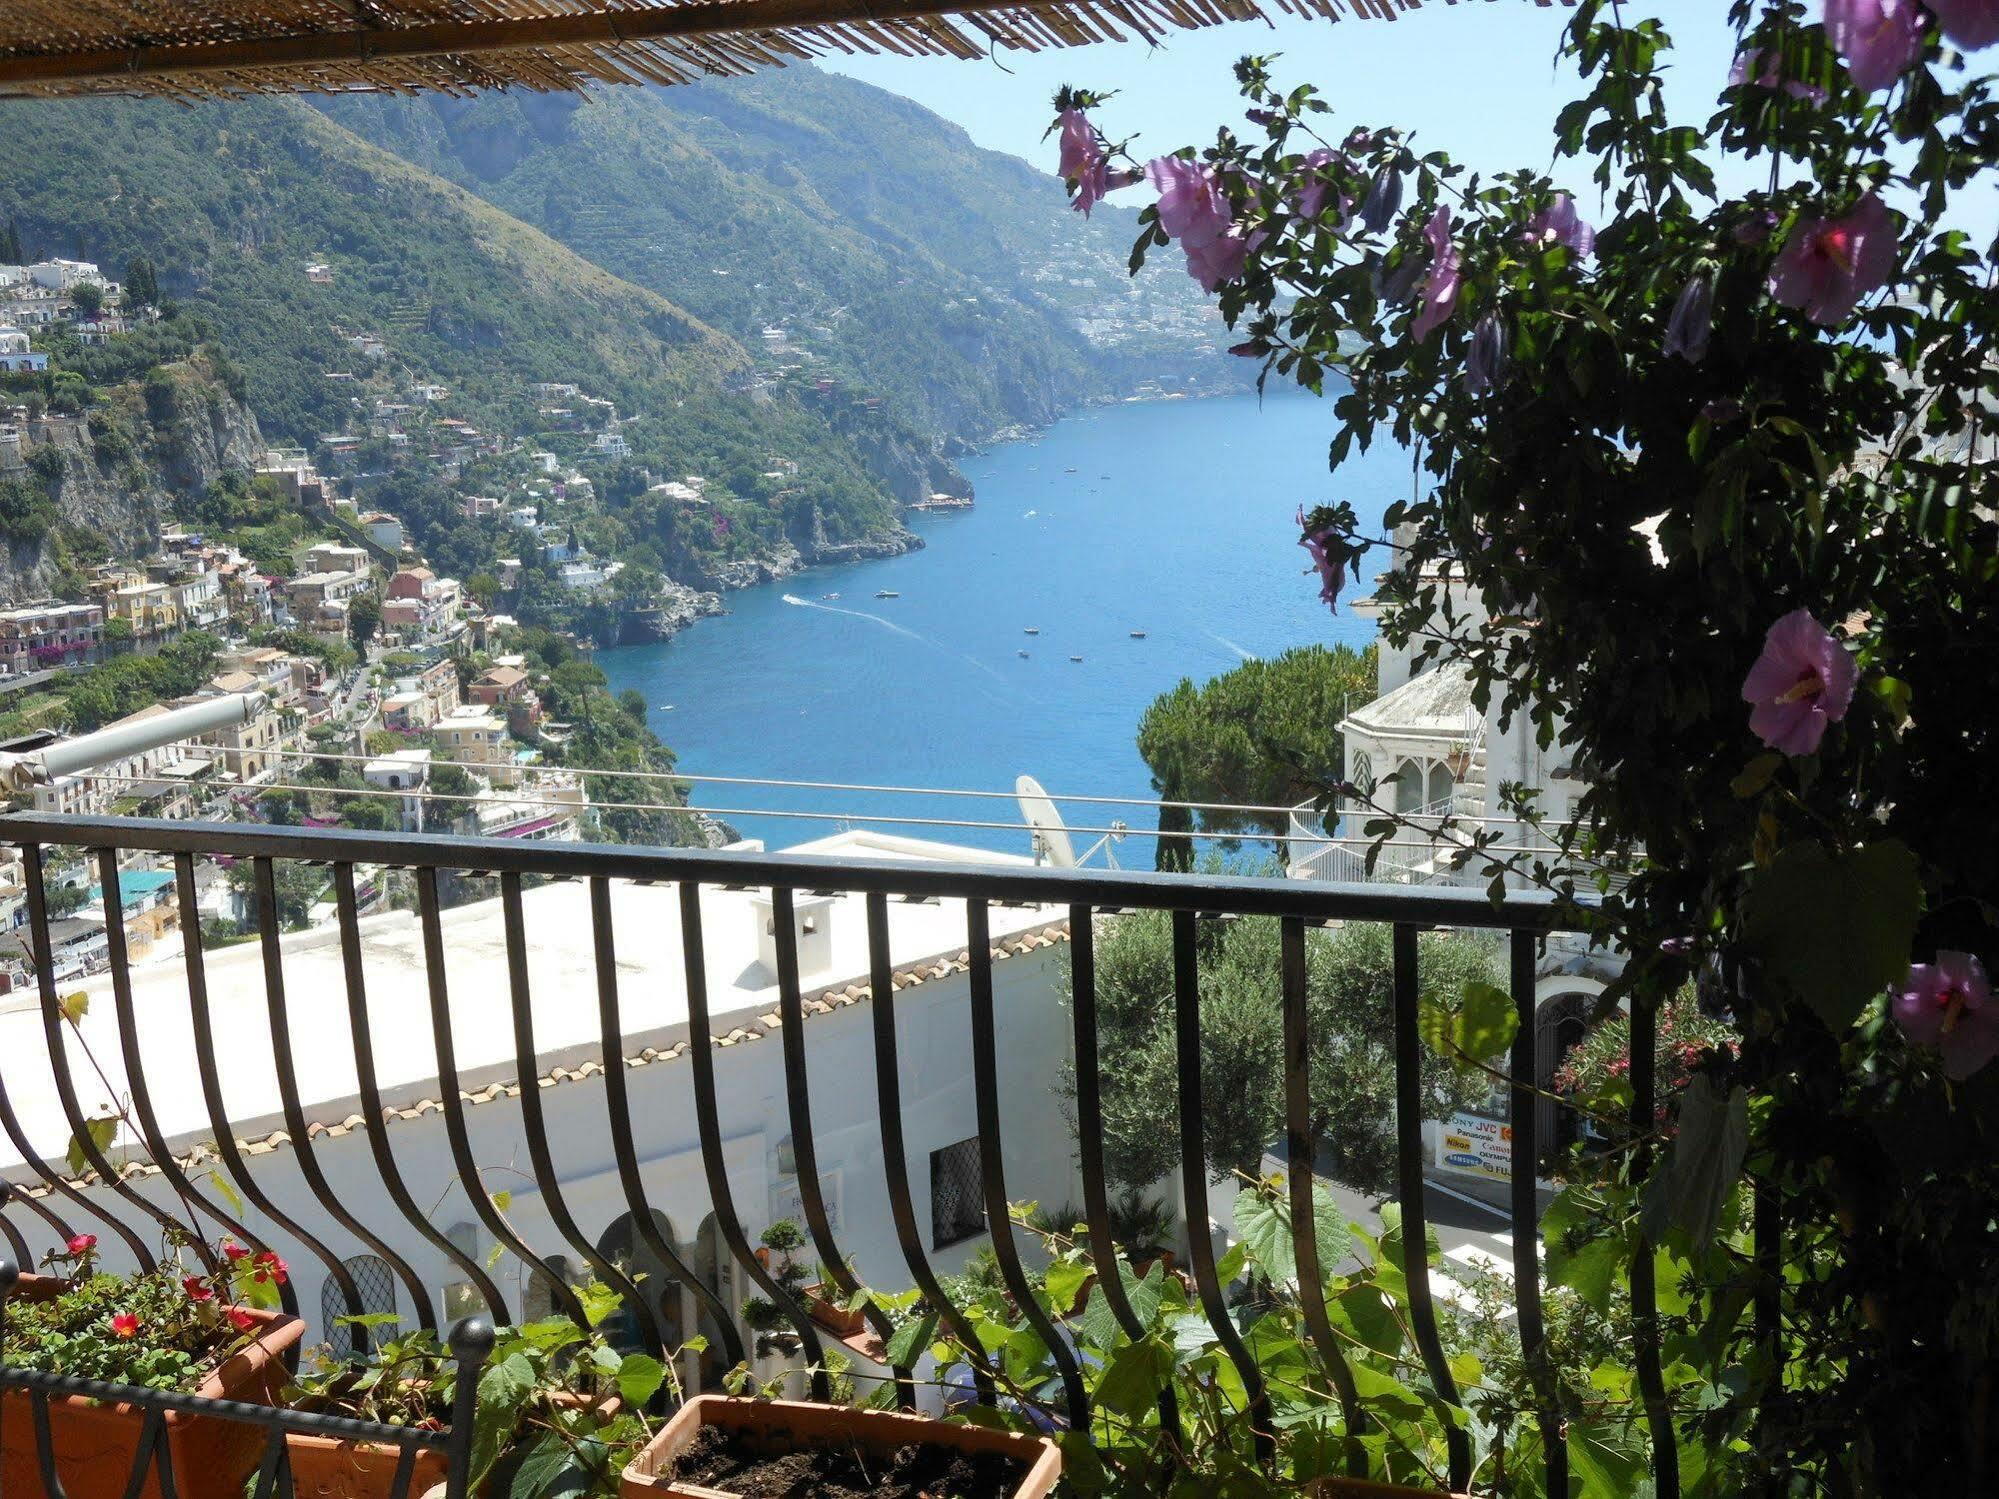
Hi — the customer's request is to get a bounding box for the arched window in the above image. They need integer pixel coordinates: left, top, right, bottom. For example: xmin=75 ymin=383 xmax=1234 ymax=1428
xmin=523 ymin=1254 xmax=575 ymax=1324
xmin=1394 ymin=760 xmax=1428 ymax=814
xmin=1426 ymin=762 xmax=1456 ymax=808
xmin=321 ymin=1253 xmax=401 ymax=1353
xmin=440 ymin=1221 xmax=486 ymax=1324
xmin=596 ymin=1210 xmax=684 ymax=1356
xmin=1348 ymin=751 xmax=1375 ymax=801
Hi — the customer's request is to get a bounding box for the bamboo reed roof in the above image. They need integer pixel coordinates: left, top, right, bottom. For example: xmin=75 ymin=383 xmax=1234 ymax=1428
xmin=0 ymin=1 xmax=1527 ymax=101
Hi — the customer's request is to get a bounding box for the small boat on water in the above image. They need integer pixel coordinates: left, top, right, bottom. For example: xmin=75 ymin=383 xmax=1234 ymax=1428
xmin=875 ymin=590 xmax=900 ymax=599
xmin=1018 ymin=650 xmax=1030 ymax=658
xmin=1130 ymin=630 xmax=1147 ymax=639
xmin=1064 ymin=466 xmax=1079 ymax=473
xmin=1023 ymin=626 xmax=1040 ymax=635
xmin=658 ymin=704 xmax=676 ymax=711
xmin=821 ymin=592 xmax=840 ymax=600
xmin=1070 ymin=654 xmax=1085 ymax=663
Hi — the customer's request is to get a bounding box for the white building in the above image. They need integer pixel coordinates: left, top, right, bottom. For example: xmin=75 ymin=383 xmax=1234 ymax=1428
xmin=363 ymin=747 xmax=434 ymax=832
xmin=0 ymin=832 xmax=1079 ymax=1397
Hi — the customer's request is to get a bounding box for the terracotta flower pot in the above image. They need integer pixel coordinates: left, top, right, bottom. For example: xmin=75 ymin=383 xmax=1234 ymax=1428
xmin=283 ymin=1390 xmax=618 ymax=1499
xmin=620 ymin=1395 xmax=1060 ymax=1499
xmin=802 ymin=1284 xmax=868 ymax=1339
xmin=0 ymin=1273 xmax=305 ymax=1499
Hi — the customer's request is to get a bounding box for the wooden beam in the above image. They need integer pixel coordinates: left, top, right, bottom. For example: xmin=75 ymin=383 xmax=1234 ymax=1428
xmin=0 ymin=0 xmax=1272 ymax=93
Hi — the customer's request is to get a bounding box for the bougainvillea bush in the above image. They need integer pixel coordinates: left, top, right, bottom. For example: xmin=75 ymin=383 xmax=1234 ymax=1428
xmin=1051 ymin=0 xmax=1999 ymax=1490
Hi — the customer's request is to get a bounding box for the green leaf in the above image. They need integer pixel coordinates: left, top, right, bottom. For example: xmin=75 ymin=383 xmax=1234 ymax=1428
xmin=489 ymin=1190 xmax=512 ymax=1213
xmin=1093 ymin=1333 xmax=1173 ymax=1416
xmin=1042 ymin=1259 xmax=1090 ymax=1315
xmin=614 ymin=1352 xmax=666 ymax=1409
xmin=1419 ymin=982 xmax=1518 ymax=1072
xmin=334 ymin=1312 xmax=403 ymax=1331
xmin=65 ymin=1113 xmax=118 ymax=1176
xmin=468 ymin=1352 xmax=536 ymax=1488
xmin=1730 ymin=752 xmax=1783 ymax=799
xmin=1231 ymin=1184 xmax=1353 ymax=1289
xmin=884 ymin=1312 xmax=937 ymax=1368
xmin=507 ymin=1433 xmax=577 ymax=1499
xmin=1547 ymin=1234 xmax=1621 ymax=1317
xmin=1740 ymin=839 xmax=1921 ymax=1031
xmin=57 ymin=991 xmax=88 ymax=1024
xmin=1640 ymin=1076 xmax=1749 ymax=1249
xmin=574 ymin=1281 xmax=621 ymax=1328
xmin=207 ymin=1169 xmax=245 ymax=1217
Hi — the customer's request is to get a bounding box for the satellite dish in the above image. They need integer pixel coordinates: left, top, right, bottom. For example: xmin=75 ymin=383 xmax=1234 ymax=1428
xmin=1016 ymin=774 xmax=1077 ymax=867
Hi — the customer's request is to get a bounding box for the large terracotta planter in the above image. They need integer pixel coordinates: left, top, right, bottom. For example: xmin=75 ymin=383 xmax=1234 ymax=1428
xmin=0 ymin=1273 xmax=305 ymax=1499
xmin=620 ymin=1395 xmax=1060 ymax=1498
xmin=283 ymin=1391 xmax=618 ymax=1499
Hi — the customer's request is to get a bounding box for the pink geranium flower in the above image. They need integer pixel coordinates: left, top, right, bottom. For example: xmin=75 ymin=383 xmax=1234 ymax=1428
xmin=1741 ymin=608 xmax=1858 ymax=755
xmin=66 ymin=1234 xmax=97 ymax=1256
xmin=1823 ymin=0 xmax=1926 ymax=92
xmin=1931 ymin=0 xmax=1999 ymax=48
xmin=1769 ymin=194 xmax=1897 ymax=325
xmin=1894 ymin=951 xmax=1998 ymax=1079
xmin=1412 ymin=207 xmax=1462 ymax=341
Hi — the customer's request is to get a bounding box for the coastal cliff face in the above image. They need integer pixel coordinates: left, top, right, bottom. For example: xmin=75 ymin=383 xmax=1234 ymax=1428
xmin=0 ymin=353 xmax=262 ymax=603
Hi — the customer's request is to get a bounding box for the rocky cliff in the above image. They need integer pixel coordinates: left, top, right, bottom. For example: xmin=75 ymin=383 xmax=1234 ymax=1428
xmin=0 ymin=352 xmax=263 ymax=603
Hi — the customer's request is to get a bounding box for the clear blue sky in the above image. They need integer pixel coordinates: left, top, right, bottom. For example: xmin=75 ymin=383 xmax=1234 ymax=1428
xmin=823 ymin=6 xmax=1746 ymax=197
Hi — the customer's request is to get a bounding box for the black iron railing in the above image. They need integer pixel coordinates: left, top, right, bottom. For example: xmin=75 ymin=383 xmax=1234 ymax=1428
xmin=0 ymin=813 xmax=1650 ymax=1497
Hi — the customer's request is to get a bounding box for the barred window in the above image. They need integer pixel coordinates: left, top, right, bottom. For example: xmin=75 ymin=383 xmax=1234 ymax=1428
xmin=929 ymin=1136 xmax=985 ymax=1250
xmin=321 ymin=1253 xmax=400 ymax=1353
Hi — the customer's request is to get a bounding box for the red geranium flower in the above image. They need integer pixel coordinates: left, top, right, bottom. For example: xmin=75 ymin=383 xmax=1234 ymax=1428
xmin=252 ymin=1250 xmax=288 ymax=1286
xmin=182 ymin=1275 xmax=214 ymax=1303
xmin=65 ymin=1234 xmax=96 ymax=1256
xmin=226 ymin=1306 xmax=258 ymax=1334
xmin=221 ymin=1240 xmax=250 ymax=1263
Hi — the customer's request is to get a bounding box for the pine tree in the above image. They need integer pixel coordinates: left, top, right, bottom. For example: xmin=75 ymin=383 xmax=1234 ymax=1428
xmin=0 ymin=221 xmax=21 ymax=265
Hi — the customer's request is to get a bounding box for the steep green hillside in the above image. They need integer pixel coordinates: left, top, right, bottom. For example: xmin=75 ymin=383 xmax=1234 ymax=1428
xmin=0 ymin=96 xmax=901 ymax=539
xmin=318 ymin=68 xmax=1237 ymax=450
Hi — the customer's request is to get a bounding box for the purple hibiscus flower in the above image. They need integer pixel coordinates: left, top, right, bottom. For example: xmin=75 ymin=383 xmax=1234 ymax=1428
xmin=1893 ymin=951 xmax=1998 ymax=1080
xmin=1146 ymin=155 xmax=1233 ymax=249
xmin=1740 ymin=608 xmax=1858 ymax=755
xmin=1769 ymin=193 xmax=1897 ymax=325
xmin=1297 ymin=505 xmax=1347 ymax=614
xmin=1932 ymin=0 xmax=1999 ymax=48
xmin=1294 ymin=148 xmax=1348 ymax=225
xmin=1056 ymin=108 xmax=1114 ymax=217
xmin=1823 ymin=0 xmax=1926 ymax=93
xmin=1663 ymin=273 xmax=1714 ymax=363
xmin=1411 ymin=206 xmax=1462 ymax=342
xmin=1521 ymin=193 xmax=1596 ymax=258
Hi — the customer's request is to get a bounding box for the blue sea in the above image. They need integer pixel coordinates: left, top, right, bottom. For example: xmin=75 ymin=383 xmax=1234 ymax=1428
xmin=598 ymin=387 xmax=1401 ymax=861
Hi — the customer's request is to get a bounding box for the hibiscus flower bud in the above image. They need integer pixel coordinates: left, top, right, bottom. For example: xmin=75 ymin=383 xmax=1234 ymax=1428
xmin=1467 ymin=310 xmax=1510 ymax=394
xmin=1662 ymin=272 xmax=1714 ymax=363
xmin=1359 ymin=163 xmax=1403 ymax=235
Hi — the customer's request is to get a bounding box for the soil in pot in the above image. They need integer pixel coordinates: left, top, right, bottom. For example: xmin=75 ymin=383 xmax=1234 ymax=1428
xmin=666 ymin=1423 xmax=1029 ymax=1499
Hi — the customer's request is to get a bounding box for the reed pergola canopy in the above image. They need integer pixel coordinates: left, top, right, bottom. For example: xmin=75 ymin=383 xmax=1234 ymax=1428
xmin=0 ymin=0 xmax=1479 ymax=100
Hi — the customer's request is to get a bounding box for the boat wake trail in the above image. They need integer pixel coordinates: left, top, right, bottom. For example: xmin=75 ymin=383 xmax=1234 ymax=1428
xmin=1208 ymin=632 xmax=1259 ymax=662
xmin=783 ymin=593 xmax=921 ymax=642
xmin=782 ymin=593 xmax=1012 ymax=691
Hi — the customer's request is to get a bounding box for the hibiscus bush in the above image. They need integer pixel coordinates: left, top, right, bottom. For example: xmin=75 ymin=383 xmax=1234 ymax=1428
xmin=1058 ymin=0 xmax=1999 ymax=1490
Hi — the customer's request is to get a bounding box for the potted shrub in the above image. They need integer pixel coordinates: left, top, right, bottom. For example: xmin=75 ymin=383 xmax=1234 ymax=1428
xmin=282 ymin=1293 xmax=672 ymax=1499
xmin=744 ymin=1220 xmax=862 ymax=1345
xmin=0 ymin=1234 xmax=304 ymax=1499
xmin=619 ymin=1395 xmax=1060 ymax=1499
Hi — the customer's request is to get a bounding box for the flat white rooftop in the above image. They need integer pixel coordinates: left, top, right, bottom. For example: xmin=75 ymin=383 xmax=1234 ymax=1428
xmin=0 ymin=831 xmax=1067 ymax=1175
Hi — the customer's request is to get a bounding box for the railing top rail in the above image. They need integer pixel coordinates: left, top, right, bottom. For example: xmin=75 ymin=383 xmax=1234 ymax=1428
xmin=0 ymin=813 xmax=1589 ymax=931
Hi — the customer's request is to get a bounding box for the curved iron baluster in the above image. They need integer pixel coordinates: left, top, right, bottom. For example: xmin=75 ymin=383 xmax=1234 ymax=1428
xmin=172 ymin=852 xmax=334 ymax=1334
xmin=866 ymin=891 xmax=992 ymax=1405
xmin=1390 ymin=923 xmax=1471 ymax=1490
xmin=30 ymin=1387 xmax=67 ymax=1499
xmin=675 ymin=880 xmax=814 ymax=1390
xmin=1066 ymin=901 xmax=1175 ymax=1437
xmin=966 ymin=898 xmax=1087 ymax=1427
xmin=1171 ymin=909 xmax=1271 ymax=1457
xmin=583 ymin=877 xmax=735 ymax=1363
xmin=415 ymin=867 xmax=559 ymax=1327
xmin=1629 ymin=1000 xmax=1680 ymax=1497
xmin=767 ymin=887 xmax=909 ymax=1401
xmin=0 ymin=1175 xmax=76 ymax=1260
xmin=91 ymin=849 xmax=246 ymax=1276
xmin=330 ymin=863 xmax=484 ymax=1330
xmin=497 ymin=872 xmax=655 ymax=1347
xmin=17 ymin=842 xmax=160 ymax=1266
xmin=251 ymin=856 xmax=425 ymax=1353
xmin=1279 ymin=916 xmax=1364 ymax=1474
xmin=1508 ymin=930 xmax=1567 ymax=1496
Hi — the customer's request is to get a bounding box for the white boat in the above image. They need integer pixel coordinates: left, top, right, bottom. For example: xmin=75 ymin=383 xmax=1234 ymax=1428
xmin=1130 ymin=631 xmax=1147 ymax=639
xmin=875 ymin=590 xmax=899 ymax=599
xmin=1069 ymin=655 xmax=1084 ymax=663
xmin=658 ymin=704 xmax=676 ymax=711
xmin=1017 ymin=650 xmax=1030 ymax=658
xmin=1023 ymin=626 xmax=1040 ymax=635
